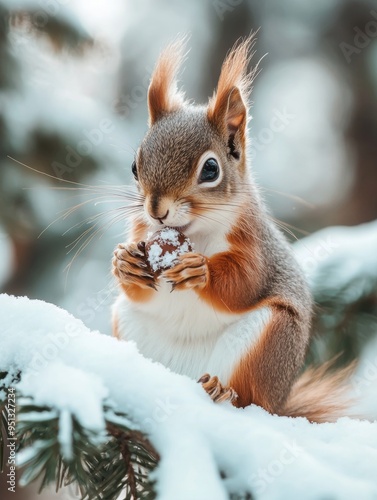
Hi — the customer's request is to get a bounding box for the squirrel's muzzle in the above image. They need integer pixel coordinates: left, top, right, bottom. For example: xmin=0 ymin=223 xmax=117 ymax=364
xmin=146 ymin=195 xmax=174 ymax=225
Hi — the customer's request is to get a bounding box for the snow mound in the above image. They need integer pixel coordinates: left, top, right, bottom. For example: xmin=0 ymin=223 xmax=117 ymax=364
xmin=1 ymin=294 xmax=377 ymax=500
xmin=293 ymin=219 xmax=377 ymax=292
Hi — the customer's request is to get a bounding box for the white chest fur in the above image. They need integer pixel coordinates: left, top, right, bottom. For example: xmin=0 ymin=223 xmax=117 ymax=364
xmin=114 ymin=225 xmax=272 ymax=383
xmin=115 ymin=291 xmax=271 ymax=383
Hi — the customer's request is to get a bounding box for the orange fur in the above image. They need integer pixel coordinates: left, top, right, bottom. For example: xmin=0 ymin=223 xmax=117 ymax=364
xmin=115 ymin=220 xmax=156 ymax=303
xmin=114 ymin=36 xmax=356 ymax=424
xmin=228 ymin=306 xmax=356 ymax=421
xmin=229 ymin=303 xmax=306 ymax=413
xmin=208 ymin=35 xmax=257 ymax=117
xmin=113 ymin=219 xmax=156 ymax=303
xmin=112 ymin=313 xmax=120 ymax=339
xmin=280 ymin=361 xmax=357 ymax=423
xmin=120 ymin=283 xmax=154 ymax=303
xmin=148 ymin=38 xmax=187 ymax=125
xmin=130 ymin=220 xmax=148 ymax=242
xmin=196 ymin=209 xmax=264 ymax=313
xmin=207 ymin=34 xmax=258 ymax=146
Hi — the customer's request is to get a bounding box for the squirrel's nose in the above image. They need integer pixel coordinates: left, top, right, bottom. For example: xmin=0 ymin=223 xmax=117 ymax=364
xmin=151 ymin=210 xmax=169 ymax=225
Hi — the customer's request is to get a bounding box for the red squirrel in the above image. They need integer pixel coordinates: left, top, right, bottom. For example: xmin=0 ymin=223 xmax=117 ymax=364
xmin=112 ymin=36 xmax=352 ymax=423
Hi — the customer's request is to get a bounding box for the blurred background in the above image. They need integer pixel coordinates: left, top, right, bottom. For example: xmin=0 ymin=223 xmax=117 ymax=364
xmin=1 ymin=0 xmax=377 ymax=498
xmin=1 ymin=0 xmax=377 ymax=333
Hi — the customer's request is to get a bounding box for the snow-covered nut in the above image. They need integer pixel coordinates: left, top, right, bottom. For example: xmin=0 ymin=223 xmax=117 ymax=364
xmin=145 ymin=227 xmax=193 ymax=275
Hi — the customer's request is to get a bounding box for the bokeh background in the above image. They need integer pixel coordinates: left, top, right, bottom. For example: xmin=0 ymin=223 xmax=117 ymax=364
xmin=1 ymin=0 xmax=377 ymax=498
xmin=1 ymin=0 xmax=377 ymax=334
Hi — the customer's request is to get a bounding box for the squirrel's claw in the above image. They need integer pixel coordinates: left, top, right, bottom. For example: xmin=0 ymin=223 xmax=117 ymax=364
xmin=198 ymin=373 xmax=211 ymax=384
xmin=162 ymin=253 xmax=209 ymax=291
xmin=113 ymin=241 xmax=157 ymax=291
xmin=198 ymin=373 xmax=238 ymax=404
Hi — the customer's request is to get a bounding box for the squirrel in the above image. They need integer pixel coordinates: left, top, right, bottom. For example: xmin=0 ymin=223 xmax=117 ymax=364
xmin=112 ymin=35 xmax=353 ymax=423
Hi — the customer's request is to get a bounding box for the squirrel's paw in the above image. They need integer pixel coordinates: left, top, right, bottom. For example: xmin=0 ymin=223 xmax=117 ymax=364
xmin=198 ymin=373 xmax=238 ymax=404
xmin=112 ymin=242 xmax=157 ymax=291
xmin=161 ymin=252 xmax=209 ymax=291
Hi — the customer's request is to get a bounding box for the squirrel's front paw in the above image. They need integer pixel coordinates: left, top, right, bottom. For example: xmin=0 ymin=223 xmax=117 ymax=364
xmin=198 ymin=374 xmax=238 ymax=403
xmin=112 ymin=242 xmax=157 ymax=291
xmin=161 ymin=252 xmax=209 ymax=291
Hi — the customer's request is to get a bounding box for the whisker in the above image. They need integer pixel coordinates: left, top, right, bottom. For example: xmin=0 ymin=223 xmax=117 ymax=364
xmin=38 ymin=195 xmax=143 ymax=238
xmin=107 ymin=142 xmax=137 ymax=156
xmin=269 ymin=218 xmax=300 ymax=242
xmin=9 ymin=156 xmax=144 ymax=202
xmin=64 ymin=211 xmax=135 ymax=276
xmin=8 ymin=156 xmax=103 ymax=188
xmin=258 ymin=186 xmax=315 ymax=210
xmin=25 ymin=184 xmax=142 ymax=198
xmin=195 ymin=210 xmax=266 ymax=245
xmin=190 ymin=211 xmax=229 ymax=231
xmin=194 ymin=204 xmax=240 ymax=215
xmin=65 ymin=207 xmax=142 ymax=251
xmin=270 ymin=217 xmax=310 ymax=237
xmin=62 ymin=206 xmax=143 ymax=235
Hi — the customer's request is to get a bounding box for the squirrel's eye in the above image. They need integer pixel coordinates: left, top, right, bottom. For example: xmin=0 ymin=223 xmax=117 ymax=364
xmin=199 ymin=158 xmax=219 ymax=183
xmin=131 ymin=161 xmax=138 ymax=180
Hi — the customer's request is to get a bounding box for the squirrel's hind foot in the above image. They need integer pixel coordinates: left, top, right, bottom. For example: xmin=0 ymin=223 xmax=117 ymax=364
xmin=198 ymin=373 xmax=238 ymax=404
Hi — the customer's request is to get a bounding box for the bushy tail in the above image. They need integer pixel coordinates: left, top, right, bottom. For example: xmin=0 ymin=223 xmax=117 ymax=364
xmin=280 ymin=360 xmax=358 ymax=423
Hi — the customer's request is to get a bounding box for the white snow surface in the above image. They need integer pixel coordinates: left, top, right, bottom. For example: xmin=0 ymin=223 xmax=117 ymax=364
xmin=1 ymin=294 xmax=377 ymax=500
xmin=293 ymin=219 xmax=377 ymax=292
xmin=294 ymin=220 xmax=377 ymax=420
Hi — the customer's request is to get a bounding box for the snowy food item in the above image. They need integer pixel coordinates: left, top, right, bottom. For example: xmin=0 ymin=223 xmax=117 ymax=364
xmin=145 ymin=228 xmax=193 ymax=274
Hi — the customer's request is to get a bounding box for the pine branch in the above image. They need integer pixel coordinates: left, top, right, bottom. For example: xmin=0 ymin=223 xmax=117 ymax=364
xmin=0 ymin=383 xmax=158 ymax=500
xmin=0 ymin=371 xmax=20 ymax=472
xmin=0 ymin=399 xmax=7 ymax=472
xmin=307 ymin=274 xmax=377 ymax=367
xmin=107 ymin=424 xmax=159 ymax=500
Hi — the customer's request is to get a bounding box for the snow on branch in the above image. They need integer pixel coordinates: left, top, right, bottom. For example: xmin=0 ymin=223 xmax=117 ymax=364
xmin=1 ymin=294 xmax=377 ymax=499
xmin=294 ymin=219 xmax=377 ymax=297
xmin=294 ymin=220 xmax=377 ymax=369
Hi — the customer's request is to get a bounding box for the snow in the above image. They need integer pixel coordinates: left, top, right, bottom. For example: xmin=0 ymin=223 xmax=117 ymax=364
xmin=294 ymin=220 xmax=377 ymax=420
xmin=58 ymin=409 xmax=73 ymax=460
xmin=1 ymin=293 xmax=377 ymax=499
xmin=293 ymin=219 xmax=377 ymax=292
xmin=18 ymin=363 xmax=108 ymax=433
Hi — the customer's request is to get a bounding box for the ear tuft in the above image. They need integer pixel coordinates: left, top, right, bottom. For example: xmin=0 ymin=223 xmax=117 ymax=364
xmin=226 ymin=87 xmax=247 ymax=133
xmin=207 ymin=33 xmax=260 ymax=146
xmin=148 ymin=37 xmax=188 ymax=126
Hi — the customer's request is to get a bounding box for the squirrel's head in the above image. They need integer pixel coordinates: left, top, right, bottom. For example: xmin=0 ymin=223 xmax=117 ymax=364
xmin=132 ymin=35 xmax=259 ymax=235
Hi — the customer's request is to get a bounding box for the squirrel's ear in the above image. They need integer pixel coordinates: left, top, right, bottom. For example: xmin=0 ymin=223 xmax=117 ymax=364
xmin=147 ymin=39 xmax=187 ymax=126
xmin=207 ymin=34 xmax=258 ymax=147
